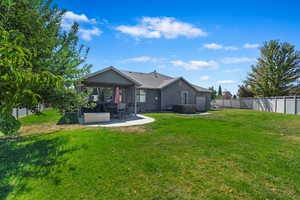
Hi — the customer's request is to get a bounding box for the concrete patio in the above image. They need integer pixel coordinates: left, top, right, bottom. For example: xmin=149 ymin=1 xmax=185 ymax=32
xmin=83 ymin=114 xmax=155 ymax=127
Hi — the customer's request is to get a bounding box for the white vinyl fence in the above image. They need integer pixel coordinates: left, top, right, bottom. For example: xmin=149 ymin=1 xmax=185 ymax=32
xmin=212 ymin=96 xmax=300 ymax=115
xmin=12 ymin=105 xmax=46 ymax=119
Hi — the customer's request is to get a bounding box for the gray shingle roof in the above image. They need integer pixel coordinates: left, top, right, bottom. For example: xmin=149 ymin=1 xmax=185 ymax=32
xmin=121 ymin=71 xmax=173 ymax=89
xmin=83 ymin=66 xmax=211 ymax=93
xmin=191 ymin=84 xmax=212 ymax=93
xmin=121 ymin=70 xmax=211 ymax=93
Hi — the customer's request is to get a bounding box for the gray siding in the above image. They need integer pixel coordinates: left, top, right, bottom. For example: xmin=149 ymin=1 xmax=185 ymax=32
xmin=137 ymin=89 xmax=161 ymax=113
xmin=196 ymin=92 xmax=211 ymax=111
xmin=84 ymin=70 xmax=134 ymax=86
xmin=126 ymin=88 xmax=161 ymax=113
xmin=161 ymin=79 xmax=210 ymax=111
xmin=161 ymin=79 xmax=197 ymax=110
xmin=124 ymin=86 xmax=135 ymax=113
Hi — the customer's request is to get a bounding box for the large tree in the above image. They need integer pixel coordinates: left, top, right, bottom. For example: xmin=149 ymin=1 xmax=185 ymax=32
xmin=0 ymin=0 xmax=91 ymax=134
xmin=245 ymin=40 xmax=300 ymax=97
xmin=0 ymin=29 xmax=62 ymax=134
xmin=237 ymin=85 xmax=255 ymax=98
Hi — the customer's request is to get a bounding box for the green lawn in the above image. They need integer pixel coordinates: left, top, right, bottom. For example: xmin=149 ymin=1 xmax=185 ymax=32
xmin=19 ymin=109 xmax=62 ymax=126
xmin=1 ymin=109 xmax=300 ymax=200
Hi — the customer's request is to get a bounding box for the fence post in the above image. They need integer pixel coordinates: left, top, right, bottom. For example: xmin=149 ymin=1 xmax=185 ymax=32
xmin=295 ymin=96 xmax=297 ymax=115
xmin=284 ymin=96 xmax=286 ymax=114
xmin=275 ymin=97 xmax=277 ymax=113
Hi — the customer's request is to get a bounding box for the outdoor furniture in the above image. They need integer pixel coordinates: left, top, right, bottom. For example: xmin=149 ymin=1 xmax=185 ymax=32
xmin=117 ymin=103 xmax=126 ymax=119
xmin=83 ymin=112 xmax=110 ymax=124
xmin=103 ymin=103 xmax=117 ymax=116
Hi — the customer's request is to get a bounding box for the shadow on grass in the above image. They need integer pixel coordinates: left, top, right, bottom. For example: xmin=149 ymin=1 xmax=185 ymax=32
xmin=0 ymin=135 xmax=82 ymax=199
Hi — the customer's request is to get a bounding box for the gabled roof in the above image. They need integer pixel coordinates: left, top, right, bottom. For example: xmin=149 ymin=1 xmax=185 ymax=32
xmin=82 ymin=66 xmax=142 ymax=86
xmin=83 ymin=66 xmax=211 ymax=93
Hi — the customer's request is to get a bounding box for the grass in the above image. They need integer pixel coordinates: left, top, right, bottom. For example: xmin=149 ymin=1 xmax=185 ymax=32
xmin=1 ymin=109 xmax=300 ymax=199
xmin=19 ymin=109 xmax=62 ymax=126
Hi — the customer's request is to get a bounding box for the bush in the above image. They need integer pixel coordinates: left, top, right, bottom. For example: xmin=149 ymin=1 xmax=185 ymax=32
xmin=57 ymin=112 xmax=79 ymax=125
xmin=0 ymin=112 xmax=21 ymax=135
xmin=173 ymin=104 xmax=197 ymax=114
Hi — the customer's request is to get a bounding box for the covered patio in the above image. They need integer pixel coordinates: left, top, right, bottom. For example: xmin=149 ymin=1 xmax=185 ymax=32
xmin=80 ymin=67 xmax=140 ymax=123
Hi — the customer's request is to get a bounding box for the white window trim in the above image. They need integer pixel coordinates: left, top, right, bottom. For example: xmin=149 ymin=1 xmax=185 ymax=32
xmin=136 ymin=89 xmax=146 ymax=103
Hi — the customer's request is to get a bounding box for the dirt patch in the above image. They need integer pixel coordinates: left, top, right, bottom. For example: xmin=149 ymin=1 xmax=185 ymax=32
xmin=285 ymin=136 xmax=300 ymax=143
xmin=18 ymin=123 xmax=84 ymax=136
xmin=18 ymin=122 xmax=150 ymax=136
xmin=110 ymin=125 xmax=149 ymax=134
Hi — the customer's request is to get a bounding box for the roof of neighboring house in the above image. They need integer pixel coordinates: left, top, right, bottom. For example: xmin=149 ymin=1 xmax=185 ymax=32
xmin=83 ymin=66 xmax=211 ymax=93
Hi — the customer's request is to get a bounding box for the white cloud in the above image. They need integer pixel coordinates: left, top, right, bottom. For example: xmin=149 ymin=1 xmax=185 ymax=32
xmin=61 ymin=11 xmax=101 ymax=41
xmin=223 ymin=68 xmax=243 ymax=73
xmin=116 ymin=17 xmax=207 ymax=39
xmin=224 ymin=46 xmax=239 ymax=51
xmin=203 ymin=43 xmax=239 ymax=51
xmin=124 ymin=56 xmax=164 ymax=63
xmin=204 ymin=43 xmax=223 ymax=49
xmin=221 ymin=57 xmax=256 ymax=64
xmin=62 ymin=11 xmax=97 ymax=30
xmin=79 ymin=27 xmax=102 ymax=41
xmin=244 ymin=43 xmax=259 ymax=48
xmin=171 ymin=60 xmax=218 ymax=70
xmin=64 ymin=11 xmax=96 ymax=23
xmin=116 ymin=26 xmax=160 ymax=39
xmin=200 ymin=76 xmax=211 ymax=81
xmin=217 ymin=80 xmax=236 ymax=84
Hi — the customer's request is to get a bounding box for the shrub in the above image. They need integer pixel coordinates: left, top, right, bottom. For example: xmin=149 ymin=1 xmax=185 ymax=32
xmin=173 ymin=104 xmax=197 ymax=114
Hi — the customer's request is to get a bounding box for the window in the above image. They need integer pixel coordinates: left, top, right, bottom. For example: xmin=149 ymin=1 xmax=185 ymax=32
xmin=136 ymin=89 xmax=146 ymax=103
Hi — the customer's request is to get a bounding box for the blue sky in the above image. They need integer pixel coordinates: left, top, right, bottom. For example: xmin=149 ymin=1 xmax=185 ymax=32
xmin=56 ymin=0 xmax=300 ymax=94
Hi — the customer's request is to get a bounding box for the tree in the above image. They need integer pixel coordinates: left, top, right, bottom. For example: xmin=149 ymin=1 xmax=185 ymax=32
xmin=245 ymin=40 xmax=300 ymax=97
xmin=288 ymin=79 xmax=300 ymax=95
xmin=0 ymin=0 xmax=91 ymax=134
xmin=218 ymin=85 xmax=222 ymax=96
xmin=237 ymin=85 xmax=255 ymax=97
xmin=288 ymin=85 xmax=300 ymax=95
xmin=0 ymin=30 xmax=61 ymax=134
xmin=208 ymin=86 xmax=217 ymax=99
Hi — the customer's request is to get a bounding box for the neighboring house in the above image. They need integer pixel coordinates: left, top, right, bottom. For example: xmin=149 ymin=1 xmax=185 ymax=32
xmin=223 ymin=91 xmax=232 ymax=99
xmin=81 ymin=66 xmax=211 ymax=113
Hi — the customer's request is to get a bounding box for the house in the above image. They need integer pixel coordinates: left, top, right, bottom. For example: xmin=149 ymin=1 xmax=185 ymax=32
xmin=81 ymin=66 xmax=211 ymax=114
xmin=223 ymin=90 xmax=232 ymax=99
